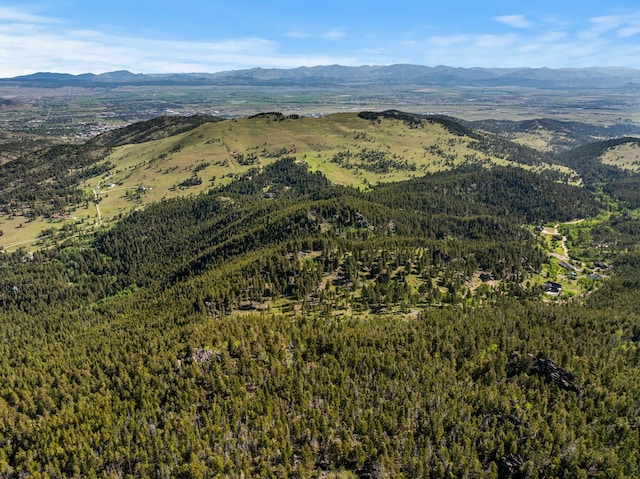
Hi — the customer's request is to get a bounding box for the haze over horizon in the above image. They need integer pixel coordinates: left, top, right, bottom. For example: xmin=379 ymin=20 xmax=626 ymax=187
xmin=1 ymin=1 xmax=640 ymax=77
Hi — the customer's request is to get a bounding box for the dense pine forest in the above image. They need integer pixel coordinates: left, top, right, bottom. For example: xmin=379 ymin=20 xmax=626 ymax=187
xmin=1 ymin=112 xmax=640 ymax=478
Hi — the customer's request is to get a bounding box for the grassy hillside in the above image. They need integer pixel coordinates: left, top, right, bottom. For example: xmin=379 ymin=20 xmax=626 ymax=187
xmin=1 ymin=111 xmax=639 ymax=254
xmin=600 ymin=141 xmax=640 ymax=171
xmin=468 ymin=117 xmax=640 ymax=153
xmin=0 ymin=111 xmax=584 ymax=250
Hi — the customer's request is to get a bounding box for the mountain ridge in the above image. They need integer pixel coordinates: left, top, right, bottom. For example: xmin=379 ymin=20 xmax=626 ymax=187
xmin=4 ymin=64 xmax=640 ymax=88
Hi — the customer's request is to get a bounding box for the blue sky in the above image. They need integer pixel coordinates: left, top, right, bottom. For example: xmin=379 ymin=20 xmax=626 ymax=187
xmin=1 ymin=1 xmax=640 ymax=75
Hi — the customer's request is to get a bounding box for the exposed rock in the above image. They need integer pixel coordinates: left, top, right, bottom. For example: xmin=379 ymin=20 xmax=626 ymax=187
xmin=531 ymin=357 xmax=580 ymax=393
xmin=238 ymin=300 xmax=269 ymax=311
xmin=358 ymin=458 xmax=384 ymax=479
xmin=499 ymin=454 xmax=525 ymax=479
xmin=480 ymin=272 xmax=493 ymax=282
xmin=498 ymin=414 xmax=524 ymax=428
xmin=354 ymin=212 xmax=373 ymax=229
xmin=191 ymin=346 xmax=214 ymax=366
xmin=508 ymin=353 xmax=580 ymax=393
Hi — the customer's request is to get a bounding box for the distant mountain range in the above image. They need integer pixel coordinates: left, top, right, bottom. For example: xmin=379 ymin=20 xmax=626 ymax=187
xmin=3 ymin=65 xmax=640 ymax=88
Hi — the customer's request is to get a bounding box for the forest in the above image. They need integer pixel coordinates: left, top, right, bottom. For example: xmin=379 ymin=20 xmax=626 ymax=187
xmin=1 ymin=112 xmax=640 ymax=478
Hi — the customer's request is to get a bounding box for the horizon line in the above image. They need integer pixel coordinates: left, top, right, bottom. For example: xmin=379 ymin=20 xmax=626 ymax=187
xmin=4 ymin=63 xmax=640 ymax=78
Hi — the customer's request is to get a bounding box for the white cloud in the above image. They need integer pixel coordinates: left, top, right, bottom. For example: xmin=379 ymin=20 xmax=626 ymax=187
xmin=540 ymin=31 xmax=567 ymax=42
xmin=286 ymin=30 xmax=312 ymax=39
xmin=0 ymin=5 xmax=353 ymax=75
xmin=494 ymin=15 xmax=532 ymax=29
xmin=68 ymin=29 xmax=105 ymax=38
xmin=581 ymin=13 xmax=640 ymax=41
xmin=0 ymin=22 xmax=355 ymax=76
xmin=0 ymin=6 xmax=57 ymax=24
xmin=323 ymin=30 xmax=345 ymax=39
xmin=286 ymin=29 xmax=345 ymax=40
xmin=1 ymin=5 xmax=640 ymax=75
xmin=200 ymin=38 xmax=276 ymax=53
xmin=476 ymin=34 xmax=517 ymax=49
xmin=616 ymin=14 xmax=640 ymax=38
xmin=618 ymin=24 xmax=640 ymax=37
xmin=590 ymin=15 xmax=623 ymax=32
xmin=416 ymin=25 xmax=634 ymax=69
xmin=405 ymin=9 xmax=640 ymax=69
xmin=427 ymin=35 xmax=469 ymax=47
xmin=362 ymin=47 xmax=388 ymax=55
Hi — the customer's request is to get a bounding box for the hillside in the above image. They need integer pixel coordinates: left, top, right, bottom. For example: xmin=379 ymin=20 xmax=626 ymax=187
xmin=1 ymin=148 xmax=640 ymax=477
xmin=468 ymin=118 xmax=640 ymax=153
xmin=0 ymin=111 xmax=583 ymax=250
xmin=1 ymin=110 xmax=640 ymax=478
xmin=1 ymin=110 xmax=639 ymax=255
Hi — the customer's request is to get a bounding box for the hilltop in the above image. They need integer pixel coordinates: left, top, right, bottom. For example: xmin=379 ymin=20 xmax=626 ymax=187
xmin=2 ymin=110 xmax=640 ymax=251
xmin=0 ymin=110 xmax=579 ymax=249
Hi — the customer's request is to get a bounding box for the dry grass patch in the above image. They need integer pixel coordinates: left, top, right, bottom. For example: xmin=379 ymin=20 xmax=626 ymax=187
xmin=600 ymin=143 xmax=640 ymax=172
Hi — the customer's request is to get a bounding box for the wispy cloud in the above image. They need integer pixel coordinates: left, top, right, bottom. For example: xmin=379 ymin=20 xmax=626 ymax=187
xmin=0 ymin=28 xmax=355 ymax=75
xmin=286 ymin=29 xmax=345 ymax=39
xmin=415 ymin=26 xmax=629 ymax=68
xmin=613 ymin=14 xmax=640 ymax=38
xmin=1 ymin=5 xmax=640 ymax=74
xmin=494 ymin=15 xmax=532 ymax=29
xmin=0 ymin=6 xmax=57 ymax=24
xmin=585 ymin=13 xmax=640 ymax=39
xmin=323 ymin=30 xmax=346 ymax=39
xmin=0 ymin=7 xmax=352 ymax=75
xmin=427 ymin=35 xmax=469 ymax=47
xmin=618 ymin=23 xmax=640 ymax=38
xmin=476 ymin=34 xmax=517 ymax=48
xmin=590 ymin=15 xmax=623 ymax=32
xmin=402 ymin=9 xmax=640 ymax=69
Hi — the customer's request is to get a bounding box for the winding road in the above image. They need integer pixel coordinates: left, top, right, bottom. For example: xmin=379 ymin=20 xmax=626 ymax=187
xmin=541 ymin=220 xmax=585 ymax=262
xmin=542 ymin=224 xmax=570 ymax=262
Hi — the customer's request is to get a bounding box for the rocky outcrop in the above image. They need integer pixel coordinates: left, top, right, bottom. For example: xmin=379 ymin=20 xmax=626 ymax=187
xmin=499 ymin=454 xmax=525 ymax=479
xmin=531 ymin=357 xmax=580 ymax=393
xmin=508 ymin=353 xmax=580 ymax=393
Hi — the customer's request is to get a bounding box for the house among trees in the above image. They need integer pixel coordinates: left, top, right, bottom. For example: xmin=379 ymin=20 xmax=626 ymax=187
xmin=558 ymin=261 xmax=578 ymax=272
xmin=594 ymin=261 xmax=609 ymax=270
xmin=542 ymin=282 xmax=562 ymax=295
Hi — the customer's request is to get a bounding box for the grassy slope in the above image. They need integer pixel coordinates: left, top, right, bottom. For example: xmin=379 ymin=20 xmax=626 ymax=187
xmin=600 ymin=142 xmax=640 ymax=171
xmin=73 ymin=113 xmax=575 ymax=226
xmin=0 ymin=111 xmax=598 ymax=251
xmin=511 ymin=129 xmax=573 ymax=152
